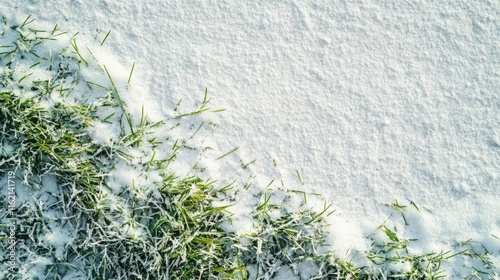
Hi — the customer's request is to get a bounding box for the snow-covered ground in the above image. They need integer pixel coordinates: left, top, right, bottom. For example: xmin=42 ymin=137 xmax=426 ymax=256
xmin=2 ymin=0 xmax=499 ymax=276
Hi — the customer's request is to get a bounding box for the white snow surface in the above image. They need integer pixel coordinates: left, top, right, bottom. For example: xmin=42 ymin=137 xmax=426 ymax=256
xmin=2 ymin=0 xmax=499 ymax=273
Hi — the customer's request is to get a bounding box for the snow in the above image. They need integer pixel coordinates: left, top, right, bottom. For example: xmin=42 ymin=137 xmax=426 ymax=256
xmin=43 ymin=225 xmax=72 ymax=259
xmin=1 ymin=0 xmax=499 ymax=278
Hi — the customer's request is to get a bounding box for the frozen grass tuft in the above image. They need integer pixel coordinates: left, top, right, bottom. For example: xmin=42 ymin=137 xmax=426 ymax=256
xmin=0 ymin=15 xmax=498 ymax=280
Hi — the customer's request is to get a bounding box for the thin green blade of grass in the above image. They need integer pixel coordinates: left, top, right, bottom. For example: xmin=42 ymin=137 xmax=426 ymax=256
xmin=101 ymin=30 xmax=111 ymax=46
xmin=216 ymin=147 xmax=239 ymax=160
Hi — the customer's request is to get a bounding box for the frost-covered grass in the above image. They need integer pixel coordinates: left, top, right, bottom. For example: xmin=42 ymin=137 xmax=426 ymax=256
xmin=0 ymin=15 xmax=498 ymax=280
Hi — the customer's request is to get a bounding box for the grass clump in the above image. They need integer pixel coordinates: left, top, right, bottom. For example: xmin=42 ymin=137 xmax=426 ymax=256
xmin=0 ymin=15 xmax=498 ymax=280
xmin=228 ymin=189 xmax=357 ymax=279
xmin=0 ymin=15 xmax=237 ymax=279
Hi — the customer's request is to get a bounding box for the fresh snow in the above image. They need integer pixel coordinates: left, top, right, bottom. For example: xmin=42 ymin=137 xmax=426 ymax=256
xmin=1 ymin=0 xmax=499 ymax=278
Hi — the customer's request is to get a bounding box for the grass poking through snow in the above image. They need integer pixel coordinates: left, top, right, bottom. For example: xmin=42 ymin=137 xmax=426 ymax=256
xmin=0 ymin=15 xmax=497 ymax=280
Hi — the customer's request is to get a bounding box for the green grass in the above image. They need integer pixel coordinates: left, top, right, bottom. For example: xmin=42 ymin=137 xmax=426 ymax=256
xmin=0 ymin=15 xmax=498 ymax=280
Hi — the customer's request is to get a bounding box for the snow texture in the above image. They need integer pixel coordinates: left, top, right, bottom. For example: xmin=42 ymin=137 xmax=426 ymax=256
xmin=1 ymin=0 xmax=499 ymax=275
